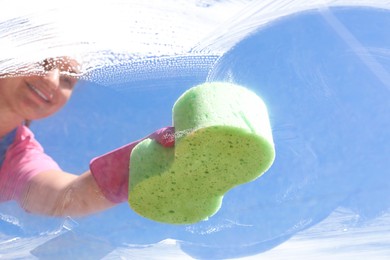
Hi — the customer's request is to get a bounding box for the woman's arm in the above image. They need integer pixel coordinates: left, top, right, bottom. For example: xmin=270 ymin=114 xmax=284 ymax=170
xmin=20 ymin=170 xmax=116 ymax=217
xmin=16 ymin=126 xmax=174 ymax=217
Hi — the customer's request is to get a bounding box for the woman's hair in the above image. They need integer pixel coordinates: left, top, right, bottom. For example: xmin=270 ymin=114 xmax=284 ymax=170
xmin=24 ymin=120 xmax=32 ymax=127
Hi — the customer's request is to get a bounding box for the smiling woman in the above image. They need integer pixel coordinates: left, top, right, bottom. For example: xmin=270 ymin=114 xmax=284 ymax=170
xmin=0 ymin=56 xmax=174 ymax=217
xmin=0 ymin=58 xmax=79 ymax=129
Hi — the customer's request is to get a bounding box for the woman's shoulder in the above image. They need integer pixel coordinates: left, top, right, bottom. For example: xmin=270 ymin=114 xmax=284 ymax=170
xmin=15 ymin=125 xmax=36 ymax=140
xmin=11 ymin=125 xmax=43 ymax=152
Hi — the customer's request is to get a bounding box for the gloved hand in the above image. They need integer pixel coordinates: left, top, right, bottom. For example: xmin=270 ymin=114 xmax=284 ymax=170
xmin=89 ymin=127 xmax=175 ymax=203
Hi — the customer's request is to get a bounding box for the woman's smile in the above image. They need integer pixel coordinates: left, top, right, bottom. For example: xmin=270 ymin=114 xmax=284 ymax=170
xmin=26 ymin=81 xmax=53 ymax=103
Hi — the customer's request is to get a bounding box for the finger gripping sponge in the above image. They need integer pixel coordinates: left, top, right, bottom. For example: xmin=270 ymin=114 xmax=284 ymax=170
xmin=129 ymin=82 xmax=275 ymax=224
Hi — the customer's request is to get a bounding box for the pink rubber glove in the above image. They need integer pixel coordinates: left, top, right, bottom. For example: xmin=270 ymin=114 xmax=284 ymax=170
xmin=89 ymin=127 xmax=175 ymax=203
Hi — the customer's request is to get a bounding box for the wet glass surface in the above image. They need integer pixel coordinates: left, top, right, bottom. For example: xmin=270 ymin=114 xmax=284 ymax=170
xmin=1 ymin=1 xmax=389 ymax=259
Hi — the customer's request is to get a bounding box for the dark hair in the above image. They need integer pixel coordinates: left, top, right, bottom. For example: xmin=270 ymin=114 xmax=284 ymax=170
xmin=24 ymin=120 xmax=32 ymax=127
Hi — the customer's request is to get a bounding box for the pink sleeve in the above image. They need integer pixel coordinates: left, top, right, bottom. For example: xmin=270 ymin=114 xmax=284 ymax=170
xmin=0 ymin=126 xmax=60 ymax=203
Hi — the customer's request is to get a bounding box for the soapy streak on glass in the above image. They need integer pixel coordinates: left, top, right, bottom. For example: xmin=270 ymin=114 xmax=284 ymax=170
xmin=2 ymin=0 xmax=389 ymax=85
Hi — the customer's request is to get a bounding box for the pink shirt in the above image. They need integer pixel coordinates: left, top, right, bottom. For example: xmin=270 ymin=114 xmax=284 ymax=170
xmin=0 ymin=125 xmax=60 ymax=203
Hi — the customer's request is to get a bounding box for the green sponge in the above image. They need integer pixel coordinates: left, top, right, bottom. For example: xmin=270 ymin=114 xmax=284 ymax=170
xmin=128 ymin=82 xmax=275 ymax=224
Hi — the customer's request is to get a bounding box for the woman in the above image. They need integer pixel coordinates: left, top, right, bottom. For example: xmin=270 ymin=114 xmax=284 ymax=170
xmin=0 ymin=57 xmax=174 ymax=217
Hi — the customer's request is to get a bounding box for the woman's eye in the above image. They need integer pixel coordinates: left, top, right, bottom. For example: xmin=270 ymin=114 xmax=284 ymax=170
xmin=60 ymin=75 xmax=77 ymax=89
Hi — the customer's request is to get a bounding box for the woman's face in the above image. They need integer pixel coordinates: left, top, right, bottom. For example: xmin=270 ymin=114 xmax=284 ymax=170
xmin=0 ymin=57 xmax=80 ymax=120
